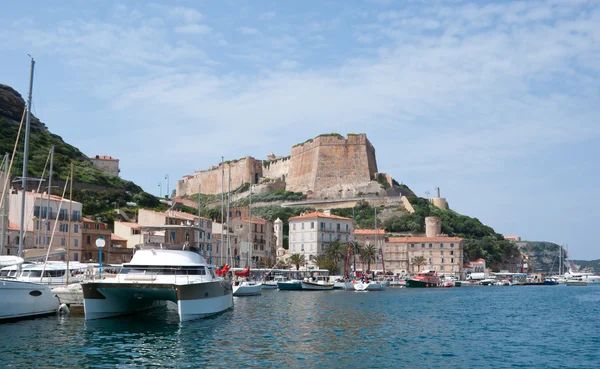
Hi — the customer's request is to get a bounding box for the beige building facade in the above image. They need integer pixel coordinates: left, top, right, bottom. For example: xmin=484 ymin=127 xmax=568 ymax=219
xmin=8 ymin=190 xmax=83 ymax=261
xmin=230 ymin=217 xmax=275 ymax=268
xmin=386 ymin=236 xmax=464 ymax=276
xmin=288 ymin=211 xmax=354 ymax=262
xmin=90 ymin=155 xmax=120 ymax=176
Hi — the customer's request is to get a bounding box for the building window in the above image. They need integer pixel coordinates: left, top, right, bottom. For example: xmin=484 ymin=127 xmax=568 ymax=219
xmin=450 ymin=243 xmax=454 ymax=248
xmin=321 ymin=233 xmax=324 ymax=241
xmin=429 ymin=244 xmax=432 ymax=248
xmin=421 ymin=244 xmax=424 ymax=248
xmin=74 ymin=239 xmax=79 ymax=247
xmin=451 ymin=258 xmax=454 ymax=263
xmin=86 ymin=235 xmax=91 ymax=244
xmin=329 ymin=223 xmax=332 ymax=230
xmin=186 ymin=232 xmax=190 ymax=242
xmin=320 ymin=222 xmax=325 ymax=230
xmin=429 ymin=250 xmax=432 ymax=256
xmin=336 ymin=224 xmax=340 ymax=232
xmin=236 ymin=211 xmax=241 ymax=217
xmin=95 ymin=223 xmax=100 ymax=230
xmin=261 ymin=225 xmax=263 ymax=233
xmin=293 ymin=224 xmax=296 ymax=230
xmin=440 ymin=243 xmax=444 ymax=248
xmin=346 ymin=224 xmax=349 ymax=232
xmin=410 ymin=243 xmax=414 ymax=248
xmin=74 ymin=253 xmax=78 ymax=261
xmin=301 ymin=223 xmax=304 ymax=230
xmin=441 ymin=250 xmax=444 ymax=256
xmin=170 ymin=232 xmax=176 ymax=242
xmin=450 ymin=250 xmax=454 ymax=256
xmin=346 ymin=235 xmax=348 ymax=241
xmin=74 ymin=224 xmax=79 ymax=233
xmin=311 ymin=222 xmax=314 ymax=229
xmin=440 ymin=266 xmax=444 ymax=271
xmin=61 ymin=238 xmax=65 ymax=246
xmin=329 ymin=234 xmax=332 ymax=241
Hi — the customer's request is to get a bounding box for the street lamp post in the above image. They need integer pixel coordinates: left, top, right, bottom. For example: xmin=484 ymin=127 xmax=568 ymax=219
xmin=96 ymin=237 xmax=106 ymax=279
xmin=165 ymin=174 xmax=169 ymax=199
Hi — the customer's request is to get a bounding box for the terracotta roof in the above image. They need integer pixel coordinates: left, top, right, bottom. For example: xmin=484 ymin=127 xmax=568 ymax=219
xmin=240 ymin=216 xmax=268 ymax=225
xmin=115 ymin=221 xmax=139 ymax=228
xmin=93 ymin=155 xmax=118 ymax=161
xmin=83 ymin=217 xmax=95 ymax=223
xmin=110 ymin=233 xmax=127 ymax=241
xmin=387 ymin=236 xmax=463 ymax=243
xmin=354 ymin=229 xmax=385 ymax=235
xmin=23 ymin=191 xmax=80 ymax=203
xmin=166 ymin=210 xmax=211 ymax=222
xmin=289 ymin=212 xmax=353 ymax=221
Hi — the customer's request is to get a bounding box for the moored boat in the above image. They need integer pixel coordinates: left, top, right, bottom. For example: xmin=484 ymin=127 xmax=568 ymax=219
xmin=301 ymin=277 xmax=334 ymax=291
xmin=83 ymin=245 xmax=233 ymax=322
xmin=277 ymin=279 xmax=303 ymax=290
xmin=232 ymin=266 xmax=262 ymax=296
xmin=353 ymin=281 xmax=387 ymax=291
xmin=406 ymin=270 xmax=441 ymax=288
xmin=566 ymin=278 xmax=587 ymax=286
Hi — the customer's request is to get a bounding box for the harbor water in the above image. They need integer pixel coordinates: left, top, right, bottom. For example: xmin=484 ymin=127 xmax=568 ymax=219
xmin=1 ymin=285 xmax=599 ymax=368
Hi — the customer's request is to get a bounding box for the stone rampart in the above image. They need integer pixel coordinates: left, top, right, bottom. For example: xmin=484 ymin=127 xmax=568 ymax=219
xmin=287 ymin=134 xmax=378 ymax=198
xmin=176 ymin=157 xmax=263 ymax=196
xmin=262 ymin=156 xmax=291 ymax=182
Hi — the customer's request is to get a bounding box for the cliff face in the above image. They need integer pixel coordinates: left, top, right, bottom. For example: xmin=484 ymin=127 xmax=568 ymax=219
xmin=519 ymin=241 xmax=566 ymax=274
xmin=0 ymin=84 xmax=46 ymax=130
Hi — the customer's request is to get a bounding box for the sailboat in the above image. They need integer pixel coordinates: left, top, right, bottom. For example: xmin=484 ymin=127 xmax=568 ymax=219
xmin=354 ymin=212 xmax=387 ymax=292
xmin=232 ymin=177 xmax=262 ymax=296
xmin=0 ymin=59 xmax=60 ymax=321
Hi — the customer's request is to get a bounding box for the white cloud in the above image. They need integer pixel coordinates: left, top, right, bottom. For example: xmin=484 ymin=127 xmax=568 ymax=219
xmin=168 ymin=6 xmax=202 ymax=24
xmin=258 ymin=11 xmax=276 ymax=20
xmin=174 ymin=23 xmax=212 ymax=35
xmin=238 ymin=26 xmax=261 ymax=36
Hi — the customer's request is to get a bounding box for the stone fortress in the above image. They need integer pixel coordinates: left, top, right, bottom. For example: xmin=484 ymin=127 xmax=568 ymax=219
xmin=176 ymin=133 xmax=402 ymax=200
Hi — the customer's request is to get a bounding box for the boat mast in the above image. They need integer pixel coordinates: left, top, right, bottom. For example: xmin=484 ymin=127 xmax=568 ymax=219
xmin=220 ymin=156 xmax=224 ymax=266
xmin=66 ymin=162 xmax=73 ymax=286
xmin=352 ymin=207 xmax=356 ymax=276
xmin=0 ymin=154 xmax=8 ymax=255
xmin=247 ymin=175 xmax=252 ymax=268
xmin=226 ymin=165 xmax=231 ymax=267
xmin=44 ymin=145 xmax=54 ymax=248
xmin=17 ymin=57 xmax=35 ymax=259
xmin=197 ymin=183 xmax=201 ymax=254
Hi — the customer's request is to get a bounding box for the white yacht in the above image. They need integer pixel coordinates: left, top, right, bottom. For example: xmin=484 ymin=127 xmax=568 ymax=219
xmin=0 ymin=257 xmax=59 ymax=321
xmin=82 ymin=248 xmax=233 ymax=322
xmin=232 ymin=280 xmax=263 ymax=296
xmin=353 ymin=281 xmax=387 ymax=291
xmin=1 ymin=261 xmax=92 ymax=286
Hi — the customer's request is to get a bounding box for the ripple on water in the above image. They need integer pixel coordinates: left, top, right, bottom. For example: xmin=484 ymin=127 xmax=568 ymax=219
xmin=1 ymin=286 xmax=600 ymax=368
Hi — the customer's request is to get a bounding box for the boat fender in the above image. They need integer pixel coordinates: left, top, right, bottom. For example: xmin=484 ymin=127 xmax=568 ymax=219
xmin=58 ymin=303 xmax=71 ymax=315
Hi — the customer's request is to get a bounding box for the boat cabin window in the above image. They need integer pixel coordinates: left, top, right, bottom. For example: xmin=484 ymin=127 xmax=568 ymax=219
xmin=120 ymin=266 xmax=207 ymax=275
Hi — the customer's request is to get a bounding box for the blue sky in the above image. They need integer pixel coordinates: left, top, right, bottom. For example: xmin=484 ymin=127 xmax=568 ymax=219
xmin=1 ymin=0 xmax=599 ymax=259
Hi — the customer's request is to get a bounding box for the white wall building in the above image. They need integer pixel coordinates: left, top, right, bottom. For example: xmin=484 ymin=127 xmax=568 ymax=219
xmin=288 ymin=211 xmax=354 ymax=262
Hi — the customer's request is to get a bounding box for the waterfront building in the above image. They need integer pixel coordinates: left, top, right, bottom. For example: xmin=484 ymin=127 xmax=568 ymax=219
xmin=113 ymin=221 xmax=143 ymax=249
xmin=90 ymin=155 xmax=120 ymax=176
xmin=288 ymin=211 xmax=354 ymax=263
xmin=8 ymin=190 xmax=82 ymax=261
xmin=230 ymin=216 xmax=275 ymax=268
xmin=137 ymin=209 xmax=212 ymax=258
xmin=81 ymin=217 xmax=133 ymax=264
xmin=386 ymin=236 xmax=464 ymax=276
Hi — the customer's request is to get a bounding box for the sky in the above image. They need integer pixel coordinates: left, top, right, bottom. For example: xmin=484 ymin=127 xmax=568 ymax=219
xmin=1 ymin=0 xmax=599 ymax=259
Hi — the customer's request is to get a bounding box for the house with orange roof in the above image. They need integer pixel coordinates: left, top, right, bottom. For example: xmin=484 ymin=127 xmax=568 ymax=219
xmin=288 ymin=210 xmax=354 ymax=263
xmin=90 ymin=155 xmax=120 ymax=176
xmin=81 ymin=218 xmax=133 ymax=263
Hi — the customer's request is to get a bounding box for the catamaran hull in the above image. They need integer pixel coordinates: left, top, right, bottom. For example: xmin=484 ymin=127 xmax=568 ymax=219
xmin=233 ymin=283 xmax=263 ymax=296
xmin=0 ymin=279 xmax=59 ymax=321
xmin=83 ymin=281 xmax=233 ymax=321
xmin=52 ymin=284 xmax=83 ymax=306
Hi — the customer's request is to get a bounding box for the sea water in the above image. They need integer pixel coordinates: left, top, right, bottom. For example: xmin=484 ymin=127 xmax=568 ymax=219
xmin=1 ymin=286 xmax=599 ymax=368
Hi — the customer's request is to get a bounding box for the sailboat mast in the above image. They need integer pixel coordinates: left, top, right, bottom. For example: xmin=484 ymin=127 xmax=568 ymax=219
xmin=44 ymin=145 xmax=54 ymax=248
xmin=0 ymin=153 xmax=8 ymax=255
xmin=226 ymin=165 xmax=231 ymax=267
xmin=17 ymin=57 xmax=35 ymax=258
xmin=66 ymin=162 xmax=73 ymax=286
xmin=220 ymin=156 xmax=224 ymax=266
xmin=247 ymin=175 xmax=252 ymax=268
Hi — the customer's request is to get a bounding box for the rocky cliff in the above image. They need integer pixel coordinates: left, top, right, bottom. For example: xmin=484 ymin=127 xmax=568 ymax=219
xmin=0 ymin=84 xmax=46 ymax=130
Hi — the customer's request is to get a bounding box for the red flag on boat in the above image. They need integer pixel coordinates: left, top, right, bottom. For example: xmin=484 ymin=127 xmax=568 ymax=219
xmin=215 ymin=264 xmax=229 ymax=275
xmin=234 ymin=266 xmax=250 ymax=277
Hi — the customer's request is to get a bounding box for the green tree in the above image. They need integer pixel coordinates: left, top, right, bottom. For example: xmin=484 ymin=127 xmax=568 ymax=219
xmin=349 ymin=241 xmax=363 ymax=272
xmin=361 ymin=244 xmax=377 ymax=271
xmin=288 ymin=254 xmax=306 ymax=271
xmin=412 ymin=255 xmax=426 ymax=272
xmin=326 ymin=240 xmax=347 ymax=265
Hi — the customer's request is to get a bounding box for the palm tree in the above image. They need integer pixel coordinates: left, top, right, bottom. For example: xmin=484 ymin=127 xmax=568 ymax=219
xmin=361 ymin=244 xmax=377 ymax=272
xmin=412 ymin=255 xmax=426 ymax=272
xmin=313 ymin=255 xmax=329 ymax=270
xmin=288 ymin=254 xmax=305 ymax=271
xmin=326 ymin=240 xmax=347 ymax=265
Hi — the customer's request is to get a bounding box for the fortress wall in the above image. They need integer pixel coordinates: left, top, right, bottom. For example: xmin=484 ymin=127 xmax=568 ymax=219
xmin=176 ymin=157 xmax=263 ymax=196
xmin=262 ymin=156 xmax=291 ymax=182
xmin=286 ymin=139 xmax=320 ymax=194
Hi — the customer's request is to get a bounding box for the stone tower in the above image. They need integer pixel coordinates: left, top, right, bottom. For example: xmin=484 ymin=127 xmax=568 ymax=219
xmin=425 ymin=216 xmax=442 ymax=237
